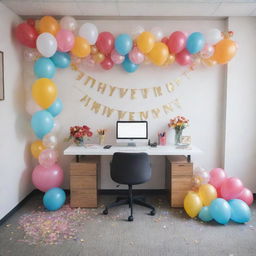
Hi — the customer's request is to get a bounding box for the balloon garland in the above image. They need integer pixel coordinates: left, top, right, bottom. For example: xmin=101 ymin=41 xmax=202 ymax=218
xmin=14 ymin=16 xmax=238 ymax=211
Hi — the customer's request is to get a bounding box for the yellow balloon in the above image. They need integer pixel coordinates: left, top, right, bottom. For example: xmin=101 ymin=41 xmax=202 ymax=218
xmin=71 ymin=37 xmax=91 ymax=58
xmin=35 ymin=20 xmax=40 ymax=33
xmin=148 ymin=42 xmax=169 ymax=66
xmin=39 ymin=16 xmax=59 ymax=35
xmin=31 ymin=140 xmax=46 ymax=159
xmin=164 ymin=54 xmax=175 ymax=66
xmin=198 ymin=184 xmax=217 ymax=206
xmin=137 ymin=32 xmax=155 ymax=54
xmin=93 ymin=52 xmax=105 ymax=63
xmin=184 ymin=191 xmax=203 ymax=218
xmin=32 ymin=78 xmax=57 ymax=109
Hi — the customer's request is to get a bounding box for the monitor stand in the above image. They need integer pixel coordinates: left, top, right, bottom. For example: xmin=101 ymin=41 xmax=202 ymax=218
xmin=127 ymin=142 xmax=136 ymax=147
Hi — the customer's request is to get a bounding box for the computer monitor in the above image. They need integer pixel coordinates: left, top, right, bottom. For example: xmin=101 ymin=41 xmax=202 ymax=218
xmin=116 ymin=121 xmax=148 ymax=146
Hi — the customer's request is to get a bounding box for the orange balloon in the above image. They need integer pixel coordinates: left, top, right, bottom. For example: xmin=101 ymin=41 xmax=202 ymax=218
xmin=137 ymin=32 xmax=155 ymax=54
xmin=31 ymin=140 xmax=46 ymax=159
xmin=212 ymin=39 xmax=237 ymax=64
xmin=148 ymin=42 xmax=169 ymax=66
xmin=71 ymin=37 xmax=91 ymax=58
xmin=39 ymin=16 xmax=59 ymax=35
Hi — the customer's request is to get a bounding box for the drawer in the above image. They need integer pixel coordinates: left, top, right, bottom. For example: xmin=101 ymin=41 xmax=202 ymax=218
xmin=171 ymin=163 xmax=193 ymax=176
xmin=70 ymin=162 xmax=97 ymax=176
xmin=70 ymin=175 xmax=96 ymax=190
xmin=171 ymin=176 xmax=192 ymax=191
xmin=171 ymin=191 xmax=188 ymax=207
xmin=70 ymin=189 xmax=97 ymax=208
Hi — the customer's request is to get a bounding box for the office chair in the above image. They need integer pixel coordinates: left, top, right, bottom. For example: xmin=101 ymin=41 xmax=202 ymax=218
xmin=103 ymin=152 xmax=156 ymax=221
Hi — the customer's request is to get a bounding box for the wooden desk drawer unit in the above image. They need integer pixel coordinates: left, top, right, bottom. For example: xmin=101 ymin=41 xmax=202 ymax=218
xmin=70 ymin=156 xmax=99 ymax=208
xmin=166 ymin=156 xmax=193 ymax=208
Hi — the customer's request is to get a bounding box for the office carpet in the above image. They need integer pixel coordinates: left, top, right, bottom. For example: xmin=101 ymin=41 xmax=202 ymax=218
xmin=0 ymin=192 xmax=255 ymax=256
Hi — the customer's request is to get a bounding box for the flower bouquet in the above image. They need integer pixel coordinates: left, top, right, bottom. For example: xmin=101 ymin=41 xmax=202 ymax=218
xmin=67 ymin=125 xmax=93 ymax=146
xmin=168 ymin=116 xmax=189 ymax=145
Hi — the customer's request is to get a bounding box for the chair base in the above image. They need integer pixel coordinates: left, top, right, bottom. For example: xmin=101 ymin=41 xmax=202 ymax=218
xmin=103 ymin=185 xmax=156 ymax=221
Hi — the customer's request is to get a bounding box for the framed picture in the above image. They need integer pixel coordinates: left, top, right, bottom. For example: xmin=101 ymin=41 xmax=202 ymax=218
xmin=0 ymin=51 xmax=4 ymax=100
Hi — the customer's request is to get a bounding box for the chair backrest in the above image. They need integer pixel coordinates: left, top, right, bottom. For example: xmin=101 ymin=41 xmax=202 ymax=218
xmin=110 ymin=152 xmax=151 ymax=185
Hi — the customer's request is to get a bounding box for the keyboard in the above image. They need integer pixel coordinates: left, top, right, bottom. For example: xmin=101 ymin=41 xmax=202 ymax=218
xmin=114 ymin=146 xmax=150 ymax=152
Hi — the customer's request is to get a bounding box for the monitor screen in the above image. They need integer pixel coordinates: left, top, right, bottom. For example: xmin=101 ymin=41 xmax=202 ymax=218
xmin=116 ymin=121 xmax=148 ymax=139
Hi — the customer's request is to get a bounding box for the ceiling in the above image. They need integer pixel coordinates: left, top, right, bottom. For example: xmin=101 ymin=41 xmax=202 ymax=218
xmin=1 ymin=0 xmax=256 ymax=17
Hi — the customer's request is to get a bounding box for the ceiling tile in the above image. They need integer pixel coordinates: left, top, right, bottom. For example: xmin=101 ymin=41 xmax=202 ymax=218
xmin=213 ymin=3 xmax=256 ymax=16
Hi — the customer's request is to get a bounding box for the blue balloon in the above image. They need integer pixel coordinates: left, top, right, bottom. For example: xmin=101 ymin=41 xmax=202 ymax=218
xmin=43 ymin=188 xmax=66 ymax=211
xmin=47 ymin=98 xmax=63 ymax=117
xmin=229 ymin=199 xmax=251 ymax=223
xmin=34 ymin=57 xmax=56 ymax=78
xmin=50 ymin=51 xmax=71 ymax=68
xmin=209 ymin=198 xmax=231 ymax=225
xmin=31 ymin=110 xmax=54 ymax=139
xmin=199 ymin=206 xmax=213 ymax=222
xmin=115 ymin=34 xmax=133 ymax=56
xmin=122 ymin=56 xmax=139 ymax=73
xmin=186 ymin=32 xmax=205 ymax=54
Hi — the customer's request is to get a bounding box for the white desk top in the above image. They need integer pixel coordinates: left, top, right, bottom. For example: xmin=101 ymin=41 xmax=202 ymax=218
xmin=64 ymin=144 xmax=202 ymax=156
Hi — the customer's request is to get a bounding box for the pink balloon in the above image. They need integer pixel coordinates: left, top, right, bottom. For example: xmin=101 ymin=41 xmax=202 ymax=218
xmin=111 ymin=49 xmax=124 ymax=64
xmin=32 ymin=164 xmax=64 ymax=192
xmin=96 ymin=32 xmax=114 ymax=55
xmin=71 ymin=55 xmax=82 ymax=65
xmin=175 ymin=49 xmax=192 ymax=66
xmin=161 ymin=37 xmax=168 ymax=44
xmin=56 ymin=29 xmax=75 ymax=52
xmin=128 ymin=47 xmax=145 ymax=64
xmin=39 ymin=149 xmax=58 ymax=168
xmin=209 ymin=168 xmax=227 ymax=189
xmin=200 ymin=44 xmax=214 ymax=59
xmin=237 ymin=187 xmax=253 ymax=206
xmin=100 ymin=57 xmax=114 ymax=70
xmin=167 ymin=31 xmax=187 ymax=54
xmin=220 ymin=177 xmax=244 ymax=201
xmin=81 ymin=55 xmax=96 ymax=69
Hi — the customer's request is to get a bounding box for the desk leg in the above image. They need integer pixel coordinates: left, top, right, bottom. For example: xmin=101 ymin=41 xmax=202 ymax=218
xmin=187 ymin=155 xmax=191 ymax=163
xmin=76 ymin=155 xmax=80 ymax=162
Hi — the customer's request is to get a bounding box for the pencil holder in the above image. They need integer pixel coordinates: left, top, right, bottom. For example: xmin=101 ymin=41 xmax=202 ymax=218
xmin=99 ymin=135 xmax=105 ymax=145
xmin=159 ymin=136 xmax=166 ymax=146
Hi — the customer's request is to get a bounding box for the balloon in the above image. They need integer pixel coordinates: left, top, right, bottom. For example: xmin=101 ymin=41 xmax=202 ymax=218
xmin=93 ymin=52 xmax=105 ymax=63
xmin=161 ymin=37 xmax=168 ymax=44
xmin=209 ymin=198 xmax=231 ymax=225
xmin=229 ymin=199 xmax=251 ymax=224
xmin=111 ymin=49 xmax=125 ymax=64
xmin=31 ymin=110 xmax=54 ymax=139
xmin=32 ymin=164 xmax=64 ymax=192
xmin=200 ymin=44 xmax=214 ymax=59
xmin=27 ymin=18 xmax=35 ymax=27
xmin=100 ymin=57 xmax=114 ymax=70
xmin=24 ymin=48 xmax=40 ymax=62
xmin=163 ymin=54 xmax=175 ymax=66
xmin=194 ymin=168 xmax=210 ymax=184
xmin=71 ymin=36 xmax=91 ymax=58
xmin=25 ymin=97 xmax=42 ymax=115
xmin=184 ymin=191 xmax=203 ymax=218
xmin=91 ymin=45 xmax=98 ymax=55
xmin=32 ymin=78 xmax=57 ymax=109
xmin=51 ymin=51 xmax=71 ymax=68
xmin=136 ymin=32 xmax=155 ymax=54
xmin=202 ymin=57 xmax=217 ymax=67
xmin=205 ymin=28 xmax=223 ymax=45
xmin=43 ymin=133 xmax=58 ymax=149
xmin=81 ymin=56 xmax=96 ymax=69
xmin=79 ymin=23 xmax=98 ymax=45
xmin=39 ymin=148 xmax=58 ymax=167
xmin=198 ymin=184 xmax=217 ymax=206
xmin=209 ymin=168 xmax=226 ymax=188
xmin=148 ymin=42 xmax=169 ymax=66
xmin=186 ymin=32 xmax=205 ymax=54
xmin=131 ymin=25 xmax=144 ymax=39
xmin=71 ymin=55 xmax=82 ymax=65
xmin=43 ymin=188 xmax=66 ymax=211
xmin=167 ymin=31 xmax=187 ymax=54
xmin=15 ymin=23 xmax=38 ymax=48
xmin=128 ymin=47 xmax=144 ymax=64
xmin=51 ymin=119 xmax=61 ymax=133
xmin=115 ymin=34 xmax=133 ymax=56
xmin=198 ymin=206 xmax=213 ymax=222
xmin=47 ymin=98 xmax=63 ymax=117
xmin=150 ymin=27 xmax=163 ymax=41
xmin=96 ymin=32 xmax=115 ymax=55
xmin=31 ymin=140 xmax=46 ymax=159
xmin=192 ymin=176 xmax=201 ymax=188
xmin=237 ymin=188 xmax=253 ymax=206
xmin=36 ymin=32 xmax=57 ymax=58
xmin=60 ymin=16 xmax=77 ymax=32
xmin=220 ymin=177 xmax=244 ymax=201
xmin=39 ymin=16 xmax=59 ymax=35
xmin=122 ymin=56 xmax=139 ymax=73
xmin=175 ymin=49 xmax=192 ymax=66
xmin=212 ymin=39 xmax=237 ymax=64
xmin=56 ymin=29 xmax=75 ymax=52
xmin=34 ymin=57 xmax=56 ymax=78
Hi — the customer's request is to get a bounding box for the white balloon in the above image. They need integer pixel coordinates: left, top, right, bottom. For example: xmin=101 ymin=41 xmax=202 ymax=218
xmin=51 ymin=119 xmax=61 ymax=133
xmin=26 ymin=98 xmax=42 ymax=115
xmin=131 ymin=25 xmax=144 ymax=39
xmin=24 ymin=48 xmax=40 ymax=62
xmin=205 ymin=28 xmax=223 ymax=45
xmin=43 ymin=133 xmax=58 ymax=149
xmin=60 ymin=16 xmax=77 ymax=32
xmin=36 ymin=33 xmax=57 ymax=57
xmin=79 ymin=23 xmax=98 ymax=45
xmin=150 ymin=27 xmax=163 ymax=41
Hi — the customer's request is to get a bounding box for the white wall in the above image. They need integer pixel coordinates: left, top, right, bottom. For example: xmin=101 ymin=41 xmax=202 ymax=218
xmin=0 ymin=3 xmax=33 ymax=220
xmin=224 ymin=17 xmax=256 ymax=192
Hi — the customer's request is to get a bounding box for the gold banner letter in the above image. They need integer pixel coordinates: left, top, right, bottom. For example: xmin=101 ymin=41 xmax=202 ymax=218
xmin=109 ymin=85 xmax=116 ymax=96
xmin=141 ymin=88 xmax=149 ymax=99
xmin=118 ymin=111 xmax=127 ymax=120
xmin=120 ymin=88 xmax=128 ymax=98
xmin=80 ymin=95 xmax=92 ymax=107
xmin=130 ymin=89 xmax=137 ymax=100
xmin=129 ymin=112 xmax=135 ymax=121
xmin=166 ymin=82 xmax=175 ymax=93
xmin=84 ymin=75 xmax=96 ymax=88
xmin=153 ymin=86 xmax=162 ymax=97
xmin=91 ymin=101 xmax=101 ymax=114
xmin=102 ymin=106 xmax=115 ymax=117
xmin=162 ymin=103 xmax=173 ymax=114
xmin=151 ymin=108 xmax=160 ymax=119
xmin=97 ymin=82 xmax=107 ymax=94
xmin=139 ymin=111 xmax=148 ymax=120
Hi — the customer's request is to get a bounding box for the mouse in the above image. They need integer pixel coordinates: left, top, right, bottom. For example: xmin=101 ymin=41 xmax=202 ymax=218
xmin=103 ymin=145 xmax=112 ymax=149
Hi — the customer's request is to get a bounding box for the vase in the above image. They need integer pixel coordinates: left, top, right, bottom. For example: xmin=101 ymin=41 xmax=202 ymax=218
xmin=74 ymin=137 xmax=84 ymax=146
xmin=99 ymin=135 xmax=105 ymax=145
xmin=175 ymin=129 xmax=183 ymax=145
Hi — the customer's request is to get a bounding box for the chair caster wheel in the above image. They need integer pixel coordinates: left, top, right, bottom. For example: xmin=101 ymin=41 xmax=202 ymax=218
xmin=103 ymin=209 xmax=108 ymax=215
xmin=128 ymin=216 xmax=133 ymax=221
xmin=150 ymin=210 xmax=156 ymax=216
